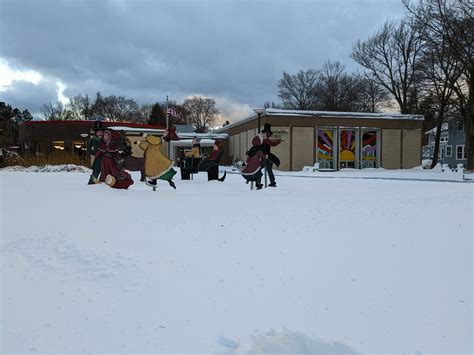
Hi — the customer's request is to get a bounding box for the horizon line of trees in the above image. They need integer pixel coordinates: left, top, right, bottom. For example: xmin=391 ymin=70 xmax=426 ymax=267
xmin=39 ymin=93 xmax=220 ymax=133
xmin=1 ymin=93 xmax=222 ymax=149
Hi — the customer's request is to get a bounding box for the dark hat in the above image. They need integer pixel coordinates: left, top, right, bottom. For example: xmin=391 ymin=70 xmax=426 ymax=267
xmin=94 ymin=120 xmax=104 ymax=131
xmin=261 ymin=123 xmax=273 ymax=136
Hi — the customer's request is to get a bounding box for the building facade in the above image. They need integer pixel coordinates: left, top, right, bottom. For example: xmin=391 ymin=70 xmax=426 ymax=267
xmin=18 ymin=120 xmax=228 ymax=165
xmin=19 ymin=120 xmax=166 ymax=158
xmin=216 ymin=109 xmax=424 ymax=171
xmin=425 ymin=117 xmax=466 ymax=168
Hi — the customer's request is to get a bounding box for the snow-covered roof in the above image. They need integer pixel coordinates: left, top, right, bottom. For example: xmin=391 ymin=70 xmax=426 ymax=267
xmin=177 ymin=132 xmax=228 ymax=139
xmin=108 ymin=126 xmax=228 ymax=140
xmin=109 ymin=126 xmax=165 ymax=133
xmin=265 ymin=108 xmax=424 ymax=120
xmin=425 ymin=123 xmax=449 ymax=135
xmin=215 ymin=108 xmax=424 ymax=132
xmin=170 ymin=139 xmax=217 ymax=147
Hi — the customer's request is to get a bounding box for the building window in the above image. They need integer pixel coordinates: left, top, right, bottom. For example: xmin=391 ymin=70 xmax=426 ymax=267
xmin=445 ymin=145 xmax=452 ymax=157
xmin=72 ymin=140 xmax=86 ymax=157
xmin=339 ymin=129 xmax=357 ymax=169
xmin=456 ymin=121 xmax=464 ymax=131
xmin=361 ymin=130 xmax=378 ymax=168
xmin=440 ymin=136 xmax=448 ymax=143
xmin=316 ymin=128 xmax=337 ymax=170
xmin=456 ymin=145 xmax=466 ymax=160
xmin=52 ymin=141 xmax=65 ymax=152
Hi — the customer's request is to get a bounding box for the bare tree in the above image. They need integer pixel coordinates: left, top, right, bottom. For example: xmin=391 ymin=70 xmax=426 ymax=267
xmin=136 ymin=104 xmax=153 ymax=124
xmin=182 ymin=96 xmax=220 ymax=133
xmin=40 ymin=101 xmax=65 ymax=120
xmin=352 ymin=19 xmax=425 ymax=114
xmin=91 ymin=93 xmax=140 ymax=121
xmin=278 ymin=69 xmax=319 ymax=110
xmin=404 ymin=0 xmax=473 ymax=170
xmin=421 ymin=36 xmax=463 ymax=167
xmin=263 ymin=101 xmax=282 ymax=109
xmin=112 ymin=96 xmax=140 ymax=122
xmin=356 ymin=74 xmax=392 ymax=112
xmin=69 ymin=94 xmax=94 ymax=119
xmin=40 ymin=101 xmax=83 ymax=121
xmin=313 ymin=61 xmax=362 ymax=112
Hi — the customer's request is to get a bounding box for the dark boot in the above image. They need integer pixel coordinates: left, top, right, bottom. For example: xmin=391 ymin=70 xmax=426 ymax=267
xmin=217 ymin=170 xmax=226 ymax=182
xmin=168 ymin=180 xmax=176 ymax=189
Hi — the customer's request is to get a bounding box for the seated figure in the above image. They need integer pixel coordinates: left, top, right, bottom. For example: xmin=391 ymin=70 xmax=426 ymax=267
xmin=180 ymin=138 xmax=202 ymax=179
xmin=198 ymin=140 xmax=226 ymax=181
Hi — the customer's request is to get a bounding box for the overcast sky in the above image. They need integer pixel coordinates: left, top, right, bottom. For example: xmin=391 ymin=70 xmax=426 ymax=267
xmin=0 ymin=0 xmax=407 ymax=123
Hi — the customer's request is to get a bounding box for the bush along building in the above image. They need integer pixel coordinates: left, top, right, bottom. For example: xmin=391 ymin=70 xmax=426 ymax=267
xmin=425 ymin=116 xmax=466 ymax=168
xmin=216 ymin=108 xmax=424 ymax=171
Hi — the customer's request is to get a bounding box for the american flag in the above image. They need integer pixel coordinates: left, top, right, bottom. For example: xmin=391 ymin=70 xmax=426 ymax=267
xmin=167 ymin=107 xmax=179 ymax=118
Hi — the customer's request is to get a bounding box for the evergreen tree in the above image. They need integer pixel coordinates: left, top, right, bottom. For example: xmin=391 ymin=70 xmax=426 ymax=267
xmin=149 ymin=102 xmax=166 ymax=126
xmin=0 ymin=102 xmax=23 ymax=148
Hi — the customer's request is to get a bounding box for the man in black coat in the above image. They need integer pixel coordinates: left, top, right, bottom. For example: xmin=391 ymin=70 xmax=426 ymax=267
xmin=260 ymin=123 xmax=281 ymax=187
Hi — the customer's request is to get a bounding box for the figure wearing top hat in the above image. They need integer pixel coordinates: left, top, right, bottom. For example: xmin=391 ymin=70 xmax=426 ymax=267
xmin=259 ymin=123 xmax=281 ymax=187
xmin=88 ymin=120 xmax=104 ymax=184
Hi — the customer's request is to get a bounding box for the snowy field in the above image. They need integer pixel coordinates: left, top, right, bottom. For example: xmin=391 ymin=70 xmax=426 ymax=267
xmin=1 ymin=168 xmax=472 ymax=354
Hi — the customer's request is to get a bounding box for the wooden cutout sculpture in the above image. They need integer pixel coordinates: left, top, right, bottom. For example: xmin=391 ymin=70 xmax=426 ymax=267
xmin=139 ymin=135 xmax=177 ymax=191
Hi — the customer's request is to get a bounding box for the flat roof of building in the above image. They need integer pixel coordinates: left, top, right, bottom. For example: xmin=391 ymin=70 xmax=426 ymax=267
xmin=216 ymin=108 xmax=424 ymax=132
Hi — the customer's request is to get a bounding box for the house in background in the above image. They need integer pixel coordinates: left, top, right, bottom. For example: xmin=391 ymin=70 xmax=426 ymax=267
xmin=425 ymin=116 xmax=466 ymax=168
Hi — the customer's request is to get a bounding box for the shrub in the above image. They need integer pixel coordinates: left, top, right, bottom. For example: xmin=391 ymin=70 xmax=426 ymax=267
xmin=1 ymin=149 xmax=86 ymax=168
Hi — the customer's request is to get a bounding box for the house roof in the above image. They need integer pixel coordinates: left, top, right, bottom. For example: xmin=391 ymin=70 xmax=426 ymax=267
xmin=425 ymin=123 xmax=449 ymax=135
xmin=215 ymin=108 xmax=424 ymax=132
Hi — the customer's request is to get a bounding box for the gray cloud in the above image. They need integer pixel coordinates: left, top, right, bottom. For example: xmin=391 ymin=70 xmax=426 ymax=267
xmin=0 ymin=78 xmax=58 ymax=115
xmin=0 ymin=0 xmax=406 ymax=121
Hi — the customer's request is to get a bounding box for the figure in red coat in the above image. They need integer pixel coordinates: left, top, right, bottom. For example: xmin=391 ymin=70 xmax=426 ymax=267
xmin=96 ymin=130 xmax=134 ymax=189
xmin=259 ymin=123 xmax=281 ymax=187
xmin=241 ymin=136 xmax=266 ymax=189
xmin=241 ymin=123 xmax=281 ymax=189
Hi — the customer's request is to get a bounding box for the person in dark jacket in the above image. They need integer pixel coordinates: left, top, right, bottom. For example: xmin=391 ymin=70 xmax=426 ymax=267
xmin=88 ymin=121 xmax=104 ymax=184
xmin=259 ymin=123 xmax=281 ymax=187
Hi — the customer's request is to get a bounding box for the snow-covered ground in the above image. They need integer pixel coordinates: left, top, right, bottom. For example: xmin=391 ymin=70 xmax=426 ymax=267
xmin=1 ymin=167 xmax=472 ymax=354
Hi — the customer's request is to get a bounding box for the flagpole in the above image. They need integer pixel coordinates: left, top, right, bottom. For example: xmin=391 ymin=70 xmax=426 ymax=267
xmin=166 ymin=95 xmax=169 ymax=130
xmin=166 ymin=95 xmax=171 ymax=159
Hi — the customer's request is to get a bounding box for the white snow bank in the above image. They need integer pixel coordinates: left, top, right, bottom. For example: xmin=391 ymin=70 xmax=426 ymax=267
xmin=280 ymin=164 xmax=468 ymax=182
xmin=1 ymin=164 xmax=90 ymax=173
